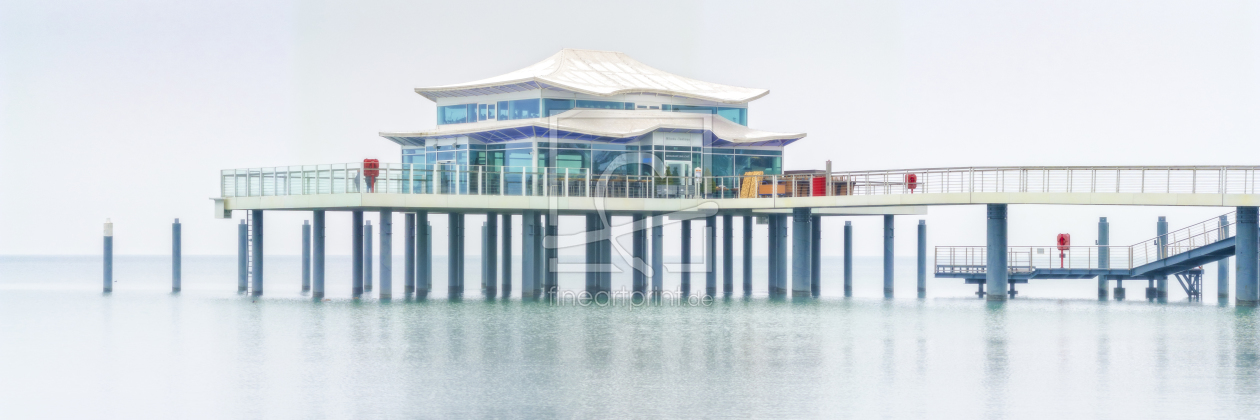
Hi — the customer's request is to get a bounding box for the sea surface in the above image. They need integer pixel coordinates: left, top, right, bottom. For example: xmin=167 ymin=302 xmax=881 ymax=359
xmin=2 ymin=255 xmax=1258 ymax=419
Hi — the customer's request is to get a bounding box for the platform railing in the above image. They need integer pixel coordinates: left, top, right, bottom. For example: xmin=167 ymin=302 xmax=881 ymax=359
xmin=221 ymin=164 xmax=1260 ymax=199
xmin=936 ymin=212 xmax=1239 ymax=275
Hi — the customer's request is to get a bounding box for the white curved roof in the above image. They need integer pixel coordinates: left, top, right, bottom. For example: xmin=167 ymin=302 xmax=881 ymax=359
xmin=380 ymin=109 xmax=805 ymax=145
xmin=415 ymin=49 xmax=770 ymax=104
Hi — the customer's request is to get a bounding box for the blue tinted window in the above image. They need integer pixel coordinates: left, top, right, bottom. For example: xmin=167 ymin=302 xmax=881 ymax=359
xmin=576 ymin=100 xmax=630 ymax=110
xmin=670 ymin=105 xmax=716 ymax=115
xmin=487 ymin=104 xmax=496 ymax=119
xmin=717 ymin=107 xmax=747 ymax=125
xmin=497 ymin=99 xmax=541 ymax=120
xmin=437 ymin=104 xmax=475 ymax=125
xmin=478 ymin=104 xmax=488 ymax=121
xmin=543 ymin=99 xmax=574 ymax=116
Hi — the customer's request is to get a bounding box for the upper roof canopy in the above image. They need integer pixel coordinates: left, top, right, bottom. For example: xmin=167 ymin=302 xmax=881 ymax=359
xmin=415 ymin=49 xmax=770 ymax=104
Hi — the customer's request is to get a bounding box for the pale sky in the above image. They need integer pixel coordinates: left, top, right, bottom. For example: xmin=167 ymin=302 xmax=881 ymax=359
xmin=1 ymin=0 xmax=1258 ymax=256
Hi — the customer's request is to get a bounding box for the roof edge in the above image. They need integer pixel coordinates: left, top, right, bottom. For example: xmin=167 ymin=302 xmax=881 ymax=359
xmin=414 ymin=78 xmax=770 ymax=105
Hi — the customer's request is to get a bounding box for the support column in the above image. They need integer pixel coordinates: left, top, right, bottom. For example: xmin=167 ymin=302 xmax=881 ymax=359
xmin=481 ymin=223 xmax=489 ymax=296
xmin=404 ymin=214 xmax=415 ymax=295
xmin=545 ymin=213 xmax=558 ymax=294
xmin=1237 ymin=206 xmax=1258 ymax=305
xmin=172 ymin=218 xmax=181 ymax=293
xmin=1155 ymin=216 xmax=1168 ymax=301
xmin=883 ymin=214 xmax=894 ymax=298
xmin=633 ymin=214 xmax=647 ymax=294
xmin=844 ymin=221 xmax=853 ymax=297
xmin=522 ymin=211 xmax=537 ymax=298
xmin=1098 ymin=217 xmax=1110 ymax=300
xmin=486 ymin=212 xmax=498 ymax=297
xmin=448 ymin=212 xmax=464 ymax=297
xmin=681 ymin=219 xmax=692 ymax=294
xmin=302 ymin=220 xmax=310 ymax=293
xmin=1219 ymin=215 xmax=1231 ymax=302
xmin=501 ymin=214 xmax=512 ymax=295
xmin=742 ymin=215 xmax=752 ymax=295
xmin=352 ymin=210 xmax=363 ymax=298
xmin=313 ymin=211 xmax=325 ymax=299
xmin=417 ymin=211 xmax=430 ymax=296
xmin=706 ymin=215 xmax=717 ymax=296
xmin=598 ymin=214 xmax=611 ymax=294
xmin=104 ymin=220 xmax=113 ymax=293
xmin=917 ymin=219 xmax=926 ymax=298
xmin=652 ymin=214 xmax=664 ymax=294
xmin=985 ymin=204 xmax=1008 ymax=301
xmin=364 ymin=221 xmax=373 ymax=293
xmin=775 ymin=214 xmax=789 ymax=295
xmin=811 ymin=215 xmax=821 ymax=297
xmin=585 ymin=214 xmax=597 ymax=294
xmin=792 ymin=208 xmax=813 ymax=297
xmin=534 ymin=212 xmax=546 ymax=296
xmin=767 ymin=215 xmax=777 ymax=294
xmin=724 ymin=215 xmax=734 ymax=295
xmin=238 ymin=219 xmax=247 ymax=292
xmin=379 ymin=211 xmax=392 ymax=299
xmin=251 ymin=210 xmax=264 ymax=296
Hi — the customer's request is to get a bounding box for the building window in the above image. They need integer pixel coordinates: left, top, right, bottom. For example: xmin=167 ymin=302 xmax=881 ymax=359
xmin=735 ymin=155 xmax=781 ymax=175
xmin=543 ymin=99 xmax=574 ymax=116
xmin=717 ymin=108 xmax=747 ymax=126
xmin=576 ymin=100 xmax=635 ymax=110
xmin=437 ymin=104 xmax=476 ymax=125
xmin=497 ymin=99 xmax=540 ymax=120
xmin=478 ymin=104 xmax=488 ymax=121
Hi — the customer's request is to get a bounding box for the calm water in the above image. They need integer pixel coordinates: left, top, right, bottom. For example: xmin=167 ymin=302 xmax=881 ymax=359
xmin=2 ymin=255 xmax=1259 ymax=419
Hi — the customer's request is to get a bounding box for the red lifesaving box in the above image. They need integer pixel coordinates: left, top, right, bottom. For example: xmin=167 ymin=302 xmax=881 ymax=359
xmin=363 ymin=159 xmax=380 ymax=192
xmin=906 ymin=173 xmax=918 ymax=193
xmin=1056 ymin=234 xmax=1070 ymax=251
xmin=812 ymin=176 xmax=826 ymax=196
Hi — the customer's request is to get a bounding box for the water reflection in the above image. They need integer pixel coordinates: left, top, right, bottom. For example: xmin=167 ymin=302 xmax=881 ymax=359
xmin=983 ymin=301 xmax=1008 ymax=419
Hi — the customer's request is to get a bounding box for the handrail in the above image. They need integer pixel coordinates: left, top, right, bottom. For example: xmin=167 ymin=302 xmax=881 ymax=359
xmin=935 ymin=212 xmax=1239 ymax=274
xmin=220 ymin=164 xmax=1260 ymax=199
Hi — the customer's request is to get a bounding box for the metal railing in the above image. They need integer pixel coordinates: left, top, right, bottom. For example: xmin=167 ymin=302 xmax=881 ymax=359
xmin=936 ymin=212 xmax=1238 ymax=274
xmin=220 ymin=164 xmax=1260 ymax=199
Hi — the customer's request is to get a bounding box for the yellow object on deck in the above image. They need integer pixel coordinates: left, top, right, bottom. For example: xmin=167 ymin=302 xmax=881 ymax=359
xmin=740 ymin=171 xmax=764 ymax=198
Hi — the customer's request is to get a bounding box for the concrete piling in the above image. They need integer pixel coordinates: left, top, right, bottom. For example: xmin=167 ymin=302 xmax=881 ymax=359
xmin=681 ymin=219 xmax=692 ymax=294
xmin=1098 ymin=217 xmax=1110 ymax=300
xmin=633 ymin=214 xmax=647 ymax=294
xmin=986 ymin=204 xmax=1008 ymax=301
xmin=313 ymin=211 xmax=325 ymax=299
xmin=545 ymin=214 xmax=558 ymax=294
xmin=1236 ymin=207 xmax=1258 ymax=305
xmin=523 ymin=211 xmax=537 ymax=298
xmin=883 ymin=214 xmax=894 ymax=298
xmin=448 ymin=212 xmax=464 ymax=297
xmin=1155 ymin=216 xmax=1168 ymax=301
xmin=706 ymin=215 xmax=717 ymax=296
xmin=742 ymin=215 xmax=752 ymax=295
xmin=364 ymin=220 xmax=373 ymax=292
xmin=1219 ymin=215 xmax=1230 ymax=302
xmin=379 ymin=211 xmax=392 ymax=299
xmin=172 ymin=218 xmax=181 ymax=293
xmin=250 ymin=210 xmax=264 ymax=296
xmin=652 ymin=214 xmax=664 ymax=295
xmin=104 ymin=219 xmax=113 ymax=293
xmin=724 ymin=214 xmax=734 ymax=295
xmin=501 ymin=214 xmax=512 ymax=295
xmin=774 ymin=215 xmax=789 ymax=295
xmin=417 ymin=211 xmax=430 ymax=296
xmin=597 ymin=214 xmax=611 ymax=294
xmin=404 ymin=214 xmax=415 ymax=295
xmin=917 ymin=219 xmax=926 ymax=298
xmin=811 ymin=215 xmax=821 ymax=297
xmin=486 ymin=212 xmax=498 ymax=297
xmin=352 ymin=210 xmax=364 ymax=298
xmin=767 ymin=215 xmax=777 ymax=294
xmin=534 ymin=212 xmax=546 ymax=296
xmin=792 ymin=208 xmax=812 ymax=297
xmin=238 ymin=219 xmax=248 ymax=293
xmin=302 ymin=220 xmax=311 ymax=292
xmin=844 ymin=221 xmax=853 ymax=297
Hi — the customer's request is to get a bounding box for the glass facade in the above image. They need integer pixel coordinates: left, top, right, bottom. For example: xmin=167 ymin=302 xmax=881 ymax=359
xmin=658 ymin=104 xmax=749 ymax=126
xmin=498 ymin=99 xmax=540 ymax=120
xmin=437 ymin=104 xmax=476 ymax=125
xmin=542 ymin=99 xmax=574 ymax=116
xmin=576 ymin=100 xmax=634 ymax=110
